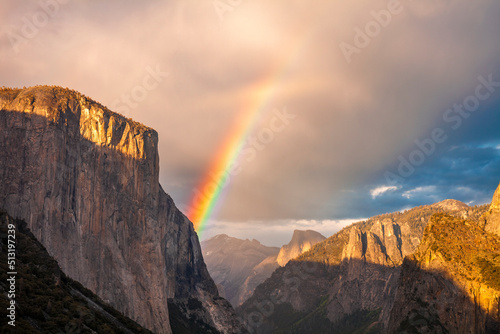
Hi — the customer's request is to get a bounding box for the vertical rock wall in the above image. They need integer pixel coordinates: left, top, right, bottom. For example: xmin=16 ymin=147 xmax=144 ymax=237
xmin=0 ymin=86 xmax=243 ymax=334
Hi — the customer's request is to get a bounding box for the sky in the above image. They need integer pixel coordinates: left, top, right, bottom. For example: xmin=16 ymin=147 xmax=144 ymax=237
xmin=1 ymin=0 xmax=500 ymax=246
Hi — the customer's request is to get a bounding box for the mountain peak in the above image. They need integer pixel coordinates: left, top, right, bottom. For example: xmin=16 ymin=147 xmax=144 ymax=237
xmin=201 ymin=234 xmax=280 ymax=306
xmin=290 ymin=229 xmax=326 ymax=244
xmin=276 ymin=230 xmax=326 ymax=266
xmin=431 ymin=199 xmax=468 ymax=211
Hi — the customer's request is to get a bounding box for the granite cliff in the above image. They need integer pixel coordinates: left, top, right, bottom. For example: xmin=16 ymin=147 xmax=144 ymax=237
xmin=0 ymin=86 xmax=244 ymax=334
xmin=387 ymin=185 xmax=500 ymax=333
xmin=237 ymin=200 xmax=490 ymax=333
xmin=276 ymin=230 xmax=326 ymax=267
xmin=0 ymin=210 xmax=153 ymax=334
xmin=483 ymin=182 xmax=500 ymax=236
xmin=387 ymin=213 xmax=500 ymax=333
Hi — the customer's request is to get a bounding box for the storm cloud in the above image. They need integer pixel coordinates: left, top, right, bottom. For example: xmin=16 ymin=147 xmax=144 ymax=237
xmin=2 ymin=0 xmax=499 ymax=246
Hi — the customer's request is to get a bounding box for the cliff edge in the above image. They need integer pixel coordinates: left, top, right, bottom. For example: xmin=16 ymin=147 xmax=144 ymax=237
xmin=0 ymin=86 xmax=244 ymax=334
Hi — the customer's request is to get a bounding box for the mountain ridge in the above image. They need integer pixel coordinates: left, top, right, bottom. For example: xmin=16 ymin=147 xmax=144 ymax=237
xmin=238 ymin=197 xmax=491 ymax=333
xmin=430 ymin=198 xmax=469 ymax=211
xmin=202 ymin=230 xmax=326 ymax=308
xmin=202 ymin=234 xmax=280 ymax=307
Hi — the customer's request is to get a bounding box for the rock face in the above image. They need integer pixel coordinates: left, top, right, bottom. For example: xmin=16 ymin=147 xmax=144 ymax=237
xmin=483 ymin=182 xmax=500 ymax=236
xmin=387 ymin=213 xmax=500 ymax=333
xmin=201 ymin=234 xmax=280 ymax=307
xmin=276 ymin=230 xmax=326 ymax=267
xmin=238 ymin=201 xmax=490 ymax=333
xmin=0 ymin=210 xmax=153 ymax=334
xmin=0 ymin=86 xmax=244 ymax=334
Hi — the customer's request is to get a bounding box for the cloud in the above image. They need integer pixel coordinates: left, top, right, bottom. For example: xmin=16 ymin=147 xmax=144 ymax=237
xmin=365 ymin=144 xmax=500 ymax=212
xmin=1 ymin=0 xmax=500 ymax=235
xmin=370 ymin=186 xmax=399 ymax=199
xmin=402 ymin=186 xmax=437 ymax=199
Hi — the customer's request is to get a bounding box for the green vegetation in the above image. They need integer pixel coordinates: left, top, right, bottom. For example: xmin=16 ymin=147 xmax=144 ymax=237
xmin=0 ymin=210 xmax=153 ymax=334
xmin=241 ymin=203 xmax=491 ymax=334
xmin=298 ymin=203 xmax=489 ymax=265
xmin=422 ymin=213 xmax=500 ymax=291
xmin=270 ymin=298 xmax=381 ymax=334
xmin=267 ymin=303 xmax=308 ymax=332
xmin=397 ymin=311 xmax=447 ymax=334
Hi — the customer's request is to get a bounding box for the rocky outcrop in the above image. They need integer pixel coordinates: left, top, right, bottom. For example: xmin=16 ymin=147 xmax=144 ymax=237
xmin=0 ymin=86 xmax=245 ymax=334
xmin=483 ymin=182 xmax=500 ymax=236
xmin=237 ymin=200 xmax=490 ymax=333
xmin=388 ymin=213 xmax=500 ymax=333
xmin=201 ymin=234 xmax=280 ymax=307
xmin=276 ymin=230 xmax=326 ymax=267
xmin=370 ymin=218 xmax=404 ymax=264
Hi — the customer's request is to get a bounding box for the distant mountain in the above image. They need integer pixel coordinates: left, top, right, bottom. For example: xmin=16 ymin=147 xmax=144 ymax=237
xmin=202 ymin=235 xmax=280 ymax=307
xmin=430 ymin=198 xmax=469 ymax=211
xmin=276 ymin=230 xmax=326 ymax=266
xmin=202 ymin=230 xmax=326 ymax=307
xmin=237 ymin=198 xmax=491 ymax=333
xmin=0 ymin=210 xmax=153 ymax=334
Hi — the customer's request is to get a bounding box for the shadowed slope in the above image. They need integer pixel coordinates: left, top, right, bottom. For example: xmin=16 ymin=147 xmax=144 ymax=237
xmin=238 ymin=200 xmax=490 ymax=333
xmin=0 ymin=210 xmax=153 ymax=334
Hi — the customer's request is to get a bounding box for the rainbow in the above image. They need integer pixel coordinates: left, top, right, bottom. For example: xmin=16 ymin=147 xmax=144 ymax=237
xmin=187 ymin=35 xmax=311 ymax=235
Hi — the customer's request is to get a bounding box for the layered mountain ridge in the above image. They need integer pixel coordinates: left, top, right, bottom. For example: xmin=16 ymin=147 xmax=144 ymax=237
xmin=0 ymin=86 xmax=244 ymax=334
xmin=237 ymin=199 xmax=493 ymax=333
xmin=202 ymin=230 xmax=325 ymax=308
xmin=202 ymin=235 xmax=280 ymax=307
xmin=2 ymin=85 xmax=498 ymax=334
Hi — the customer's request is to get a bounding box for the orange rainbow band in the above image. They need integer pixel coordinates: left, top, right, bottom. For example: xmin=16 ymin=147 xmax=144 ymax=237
xmin=188 ymin=30 xmax=313 ymax=236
